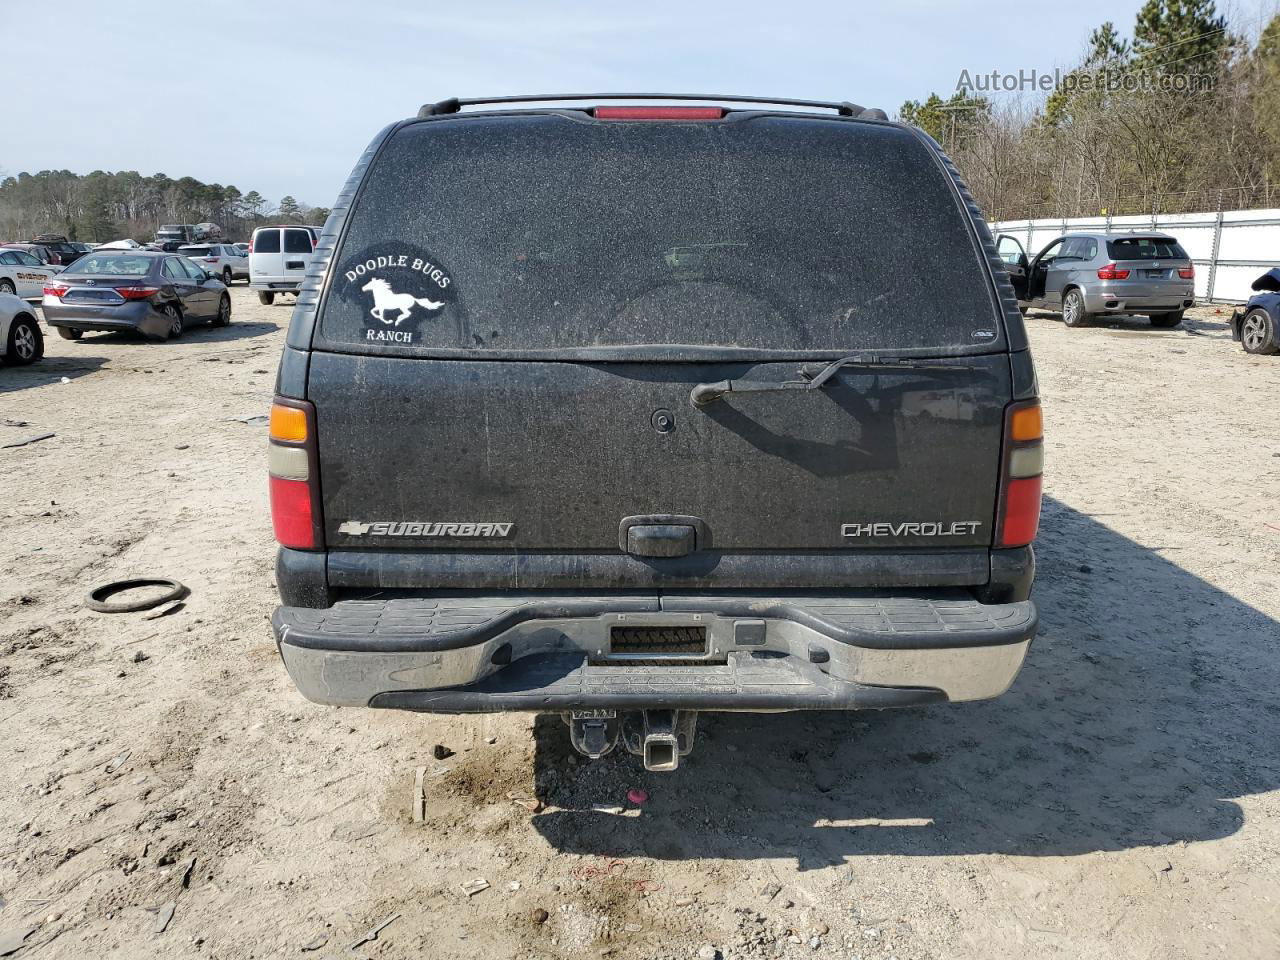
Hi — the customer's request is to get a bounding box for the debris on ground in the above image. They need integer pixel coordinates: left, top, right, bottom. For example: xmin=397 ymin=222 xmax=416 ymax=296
xmin=460 ymin=878 xmax=490 ymax=897
xmin=299 ymin=935 xmax=327 ymax=952
xmin=85 ymin=577 xmax=188 ymax=614
xmin=132 ymin=651 xmax=150 ymax=664
xmin=531 ymin=909 xmax=549 ymax=925
xmin=105 ymin=750 xmax=131 ymax=773
xmin=0 ymin=927 xmax=37 ymax=957
xmin=626 ymin=787 xmax=648 ymax=805
xmin=223 ymin=414 xmax=268 ymax=425
xmin=432 ymin=744 xmax=454 ymax=760
xmin=506 ymin=791 xmax=542 ymax=813
xmin=150 ymin=901 xmax=176 ymax=935
xmin=142 ymin=601 xmax=185 ymax=620
xmin=1 ymin=433 xmax=54 ymax=449
xmin=348 ymin=913 xmax=399 ymax=951
xmin=412 ymin=766 xmax=427 ymax=822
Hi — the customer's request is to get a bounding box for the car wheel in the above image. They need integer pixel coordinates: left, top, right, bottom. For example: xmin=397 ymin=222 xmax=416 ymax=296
xmin=161 ymin=304 xmax=183 ymax=340
xmin=0 ymin=280 xmax=14 ymax=296
xmin=258 ymin=291 xmax=275 ymax=305
xmin=57 ymin=327 xmax=83 ymax=340
xmin=215 ymin=294 xmax=232 ymax=327
xmin=1150 ymin=311 xmax=1183 ymax=328
xmin=1061 ymin=288 xmax=1090 ymax=327
xmin=4 ymin=314 xmax=44 ymax=365
xmin=1240 ymin=308 xmax=1279 ymax=355
xmin=222 ymin=267 xmax=233 ymax=285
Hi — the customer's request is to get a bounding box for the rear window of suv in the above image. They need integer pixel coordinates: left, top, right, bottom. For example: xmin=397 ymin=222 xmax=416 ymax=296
xmin=254 ymin=229 xmax=281 ymax=253
xmin=318 ymin=114 xmax=1001 ymax=356
xmin=283 ymin=229 xmax=313 ymax=254
xmin=1106 ymin=237 xmax=1188 ymax=260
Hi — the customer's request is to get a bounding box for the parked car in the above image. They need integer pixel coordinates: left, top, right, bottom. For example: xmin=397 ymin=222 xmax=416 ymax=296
xmin=249 ymin=225 xmax=320 ymax=304
xmin=155 ymin=223 xmax=221 ymax=246
xmin=179 ymin=243 xmax=249 ymax=285
xmin=42 ymin=250 xmax=231 ymax=341
xmin=231 ymin=242 xmax=249 ymax=256
xmin=31 ymin=235 xmax=85 ymax=267
xmin=996 ymin=231 xmax=1195 ymax=328
xmin=0 ymin=291 xmax=43 ymax=365
xmin=268 ymin=93 xmax=1042 ymax=770
xmin=1 ymin=242 xmax=57 ymax=265
xmin=1229 ymin=268 xmax=1280 ymax=355
xmin=0 ymin=247 xmax=62 ymax=301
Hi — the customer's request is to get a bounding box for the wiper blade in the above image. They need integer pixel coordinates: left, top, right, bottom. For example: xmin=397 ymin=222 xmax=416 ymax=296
xmin=690 ymin=354 xmax=967 ymax=406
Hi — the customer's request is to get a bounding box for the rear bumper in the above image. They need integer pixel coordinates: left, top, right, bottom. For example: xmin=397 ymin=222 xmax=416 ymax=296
xmin=41 ymin=299 xmax=165 ymax=335
xmin=250 ymin=279 xmax=303 ymax=292
xmin=273 ymin=593 xmax=1036 ymax=712
xmin=1084 ymin=288 xmax=1194 ymax=313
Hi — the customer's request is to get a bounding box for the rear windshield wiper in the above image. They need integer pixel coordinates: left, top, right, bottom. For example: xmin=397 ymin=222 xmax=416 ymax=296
xmin=690 ymin=354 xmax=968 ymax=406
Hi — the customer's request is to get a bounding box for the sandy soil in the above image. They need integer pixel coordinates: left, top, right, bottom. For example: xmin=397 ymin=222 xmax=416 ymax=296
xmin=1 ymin=290 xmax=1278 ymax=960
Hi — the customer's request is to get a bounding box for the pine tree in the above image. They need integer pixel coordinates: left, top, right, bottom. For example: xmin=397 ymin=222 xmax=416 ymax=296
xmin=1132 ymin=0 xmax=1227 ymax=76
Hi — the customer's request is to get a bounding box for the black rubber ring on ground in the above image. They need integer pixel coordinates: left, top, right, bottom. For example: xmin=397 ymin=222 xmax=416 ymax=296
xmin=85 ymin=578 xmax=189 ymax=613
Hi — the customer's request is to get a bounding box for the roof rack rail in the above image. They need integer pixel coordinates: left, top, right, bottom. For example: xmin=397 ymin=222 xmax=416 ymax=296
xmin=418 ymin=93 xmax=888 ymax=121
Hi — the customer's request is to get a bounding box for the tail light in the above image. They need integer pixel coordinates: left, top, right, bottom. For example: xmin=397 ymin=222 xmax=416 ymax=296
xmin=247 ymin=240 xmax=254 ymax=253
xmin=1178 ymin=265 xmax=1194 ymax=279
xmin=115 ymin=286 xmax=160 ymax=299
xmin=269 ymin=399 xmax=323 ymax=549
xmin=594 ymin=105 xmax=725 ymax=120
xmin=43 ymin=284 xmax=68 ymax=298
xmin=996 ymin=399 xmax=1043 ymax=548
xmin=1097 ymin=263 xmax=1130 ymax=280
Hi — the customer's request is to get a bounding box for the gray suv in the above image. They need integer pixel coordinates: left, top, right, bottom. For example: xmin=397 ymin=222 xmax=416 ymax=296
xmin=268 ymin=94 xmax=1042 ymax=770
xmin=996 ymin=231 xmax=1195 ymax=328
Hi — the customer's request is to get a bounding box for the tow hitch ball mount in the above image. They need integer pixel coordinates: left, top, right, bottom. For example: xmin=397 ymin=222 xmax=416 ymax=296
xmin=566 ymin=709 xmax=699 ymax=771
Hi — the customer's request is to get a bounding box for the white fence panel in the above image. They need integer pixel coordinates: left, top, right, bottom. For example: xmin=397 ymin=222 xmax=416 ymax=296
xmin=990 ymin=206 xmax=1280 ymax=303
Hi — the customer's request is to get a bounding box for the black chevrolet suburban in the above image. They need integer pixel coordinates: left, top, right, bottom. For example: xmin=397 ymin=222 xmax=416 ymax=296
xmin=269 ymin=94 xmax=1042 ymax=771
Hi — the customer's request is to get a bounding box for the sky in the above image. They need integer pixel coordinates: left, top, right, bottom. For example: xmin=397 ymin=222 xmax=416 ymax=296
xmin=2 ymin=0 xmax=1274 ymax=209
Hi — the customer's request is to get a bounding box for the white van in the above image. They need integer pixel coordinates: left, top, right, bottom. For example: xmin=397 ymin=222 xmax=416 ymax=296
xmin=249 ymin=225 xmax=321 ymax=304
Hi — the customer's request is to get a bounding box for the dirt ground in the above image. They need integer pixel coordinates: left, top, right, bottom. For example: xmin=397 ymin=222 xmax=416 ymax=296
xmin=1 ymin=289 xmax=1278 ymax=960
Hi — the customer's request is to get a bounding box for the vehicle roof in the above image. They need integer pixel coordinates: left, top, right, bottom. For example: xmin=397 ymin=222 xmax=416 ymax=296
xmin=413 ymin=93 xmax=890 ymax=122
xmin=1061 ymin=230 xmax=1178 ymax=240
xmin=77 ymin=249 xmax=168 ymax=257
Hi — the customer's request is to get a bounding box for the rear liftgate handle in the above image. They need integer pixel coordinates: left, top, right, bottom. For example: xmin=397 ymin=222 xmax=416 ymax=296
xmin=618 ymin=515 xmax=709 ymax=559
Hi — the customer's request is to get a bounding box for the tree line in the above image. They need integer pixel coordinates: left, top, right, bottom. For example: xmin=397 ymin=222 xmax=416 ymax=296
xmin=0 ymin=170 xmax=329 ymax=243
xmin=901 ymin=0 xmax=1279 ymax=221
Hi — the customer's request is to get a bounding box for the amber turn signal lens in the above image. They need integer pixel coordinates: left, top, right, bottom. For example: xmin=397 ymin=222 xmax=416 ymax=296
xmin=269 ymin=403 xmax=307 ymax=443
xmin=1009 ymin=404 xmax=1042 ymax=442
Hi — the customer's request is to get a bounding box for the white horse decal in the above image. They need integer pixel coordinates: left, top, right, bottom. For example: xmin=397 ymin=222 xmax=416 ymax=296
xmin=361 ymin=277 xmax=445 ymax=326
